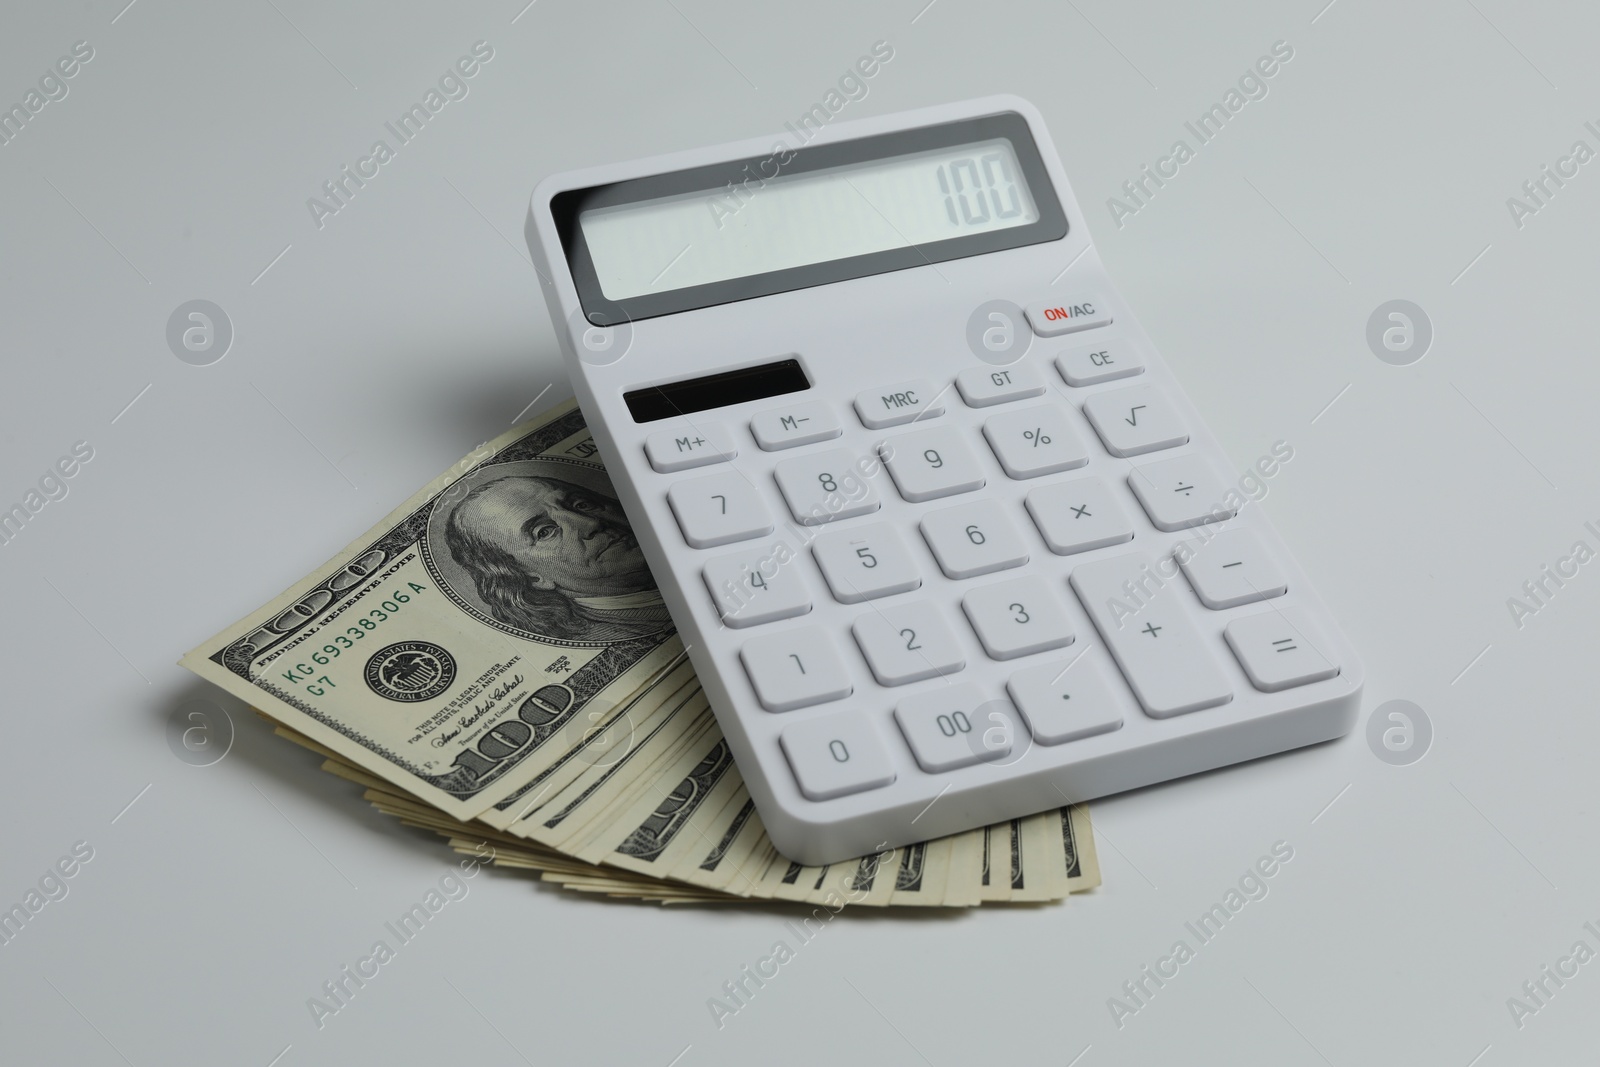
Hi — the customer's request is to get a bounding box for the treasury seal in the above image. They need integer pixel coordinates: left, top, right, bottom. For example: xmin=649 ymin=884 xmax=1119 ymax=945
xmin=364 ymin=641 xmax=456 ymax=702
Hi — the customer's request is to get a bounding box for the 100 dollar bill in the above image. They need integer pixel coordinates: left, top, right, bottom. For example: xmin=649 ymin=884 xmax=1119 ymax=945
xmin=182 ymin=401 xmax=684 ymax=821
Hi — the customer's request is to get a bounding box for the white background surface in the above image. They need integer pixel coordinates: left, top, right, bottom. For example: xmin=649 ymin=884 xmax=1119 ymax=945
xmin=2 ymin=1 xmax=1597 ymax=1064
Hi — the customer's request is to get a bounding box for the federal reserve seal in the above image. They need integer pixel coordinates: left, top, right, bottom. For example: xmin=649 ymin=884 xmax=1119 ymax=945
xmin=364 ymin=641 xmax=456 ymax=702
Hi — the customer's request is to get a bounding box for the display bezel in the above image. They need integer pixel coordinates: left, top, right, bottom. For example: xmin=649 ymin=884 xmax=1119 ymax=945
xmin=552 ymin=112 xmax=1067 ymax=326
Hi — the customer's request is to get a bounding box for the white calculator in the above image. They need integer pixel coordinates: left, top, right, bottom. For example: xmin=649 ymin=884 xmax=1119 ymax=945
xmin=526 ymin=96 xmax=1363 ymax=865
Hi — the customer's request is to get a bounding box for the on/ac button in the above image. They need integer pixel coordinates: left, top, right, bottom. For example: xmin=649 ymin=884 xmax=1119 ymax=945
xmin=1024 ymin=293 xmax=1113 ymax=337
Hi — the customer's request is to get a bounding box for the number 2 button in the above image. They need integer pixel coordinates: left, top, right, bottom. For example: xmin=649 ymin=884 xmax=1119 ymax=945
xmin=852 ymin=601 xmax=966 ymax=686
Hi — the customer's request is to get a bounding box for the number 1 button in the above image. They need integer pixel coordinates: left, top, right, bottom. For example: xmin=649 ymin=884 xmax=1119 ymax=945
xmin=781 ymin=711 xmax=896 ymax=801
xmin=740 ymin=628 xmax=853 ymax=712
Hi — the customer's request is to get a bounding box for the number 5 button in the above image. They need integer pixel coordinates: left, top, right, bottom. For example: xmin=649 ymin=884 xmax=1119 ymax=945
xmin=812 ymin=523 xmax=922 ymax=603
xmin=668 ymin=470 xmax=774 ymax=549
xmin=781 ymin=710 xmax=896 ymax=801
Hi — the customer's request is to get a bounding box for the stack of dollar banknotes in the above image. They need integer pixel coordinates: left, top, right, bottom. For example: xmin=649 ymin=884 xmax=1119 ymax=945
xmin=183 ymin=401 xmax=1099 ymax=906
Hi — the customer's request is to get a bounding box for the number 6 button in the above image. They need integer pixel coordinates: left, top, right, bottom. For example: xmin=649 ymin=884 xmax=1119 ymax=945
xmin=780 ymin=710 xmax=896 ymax=801
xmin=919 ymin=501 xmax=1029 ymax=579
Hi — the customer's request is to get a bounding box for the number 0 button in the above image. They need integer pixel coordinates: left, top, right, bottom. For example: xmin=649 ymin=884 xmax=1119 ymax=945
xmin=780 ymin=710 xmax=896 ymax=801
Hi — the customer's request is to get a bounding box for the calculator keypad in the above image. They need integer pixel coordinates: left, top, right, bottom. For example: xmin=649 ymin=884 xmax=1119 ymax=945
xmin=750 ymin=400 xmax=843 ymax=451
xmin=1177 ymin=529 xmax=1288 ymax=609
xmin=1128 ymin=453 xmax=1236 ymax=531
xmin=645 ymin=423 xmax=737 ymax=472
xmin=955 ymin=365 xmax=1047 ymax=407
xmin=1224 ymin=608 xmax=1339 ymax=692
xmin=780 ymin=710 xmax=897 ymax=801
xmin=1056 ymin=338 xmax=1145 ymax=387
xmin=854 ymin=379 xmax=946 ymax=428
xmin=1070 ymin=552 xmax=1232 ymax=717
xmin=649 ymin=318 xmax=1346 ymax=816
xmin=1007 ymin=655 xmax=1125 ymax=744
xmin=1025 ymin=477 xmax=1136 ymax=555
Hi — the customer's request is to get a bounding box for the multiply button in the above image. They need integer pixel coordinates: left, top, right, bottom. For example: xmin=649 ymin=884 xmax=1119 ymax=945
xmin=1025 ymin=293 xmax=1112 ymax=337
xmin=854 ymin=379 xmax=945 ymax=429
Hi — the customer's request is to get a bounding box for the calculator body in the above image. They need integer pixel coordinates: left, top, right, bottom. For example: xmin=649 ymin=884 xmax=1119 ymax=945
xmin=526 ymin=95 xmax=1362 ymax=865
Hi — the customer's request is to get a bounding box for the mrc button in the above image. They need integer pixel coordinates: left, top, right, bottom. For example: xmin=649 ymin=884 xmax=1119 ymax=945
xmin=1024 ymin=293 xmax=1112 ymax=337
xmin=854 ymin=379 xmax=945 ymax=429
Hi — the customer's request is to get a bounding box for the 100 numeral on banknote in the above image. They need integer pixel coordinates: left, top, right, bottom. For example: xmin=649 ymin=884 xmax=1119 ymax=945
xmin=183 ymin=402 xmax=685 ymax=821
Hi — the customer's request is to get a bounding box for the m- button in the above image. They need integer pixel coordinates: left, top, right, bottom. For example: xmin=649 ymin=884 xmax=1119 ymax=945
xmin=854 ymin=379 xmax=946 ymax=429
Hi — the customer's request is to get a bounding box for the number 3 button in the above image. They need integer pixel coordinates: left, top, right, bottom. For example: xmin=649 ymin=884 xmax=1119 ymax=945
xmin=781 ymin=710 xmax=896 ymax=801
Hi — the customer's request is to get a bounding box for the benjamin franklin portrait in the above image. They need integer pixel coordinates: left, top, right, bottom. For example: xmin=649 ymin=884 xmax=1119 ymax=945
xmin=426 ymin=459 xmax=672 ymax=646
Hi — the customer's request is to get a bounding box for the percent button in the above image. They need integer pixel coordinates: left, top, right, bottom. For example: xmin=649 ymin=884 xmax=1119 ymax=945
xmin=983 ymin=404 xmax=1090 ymax=479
